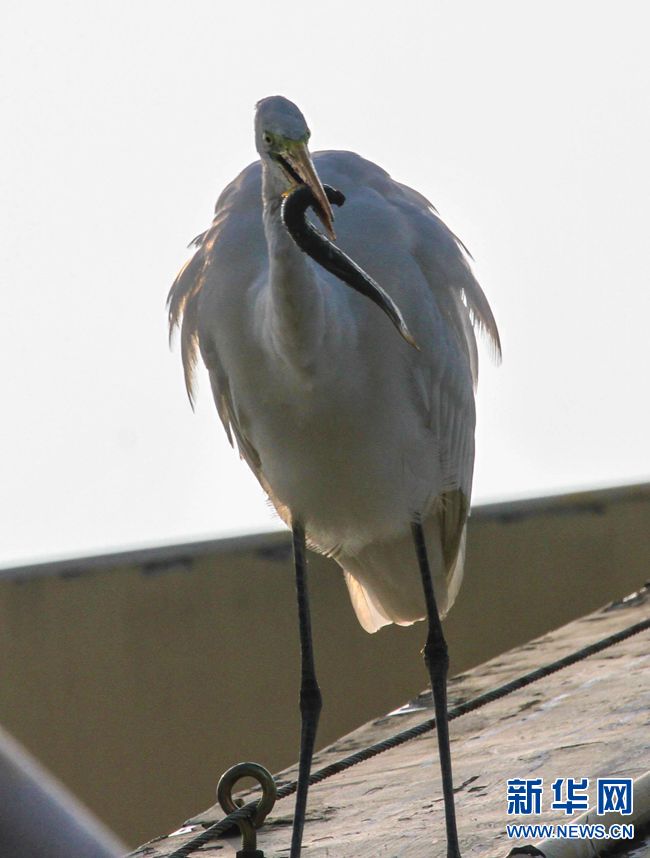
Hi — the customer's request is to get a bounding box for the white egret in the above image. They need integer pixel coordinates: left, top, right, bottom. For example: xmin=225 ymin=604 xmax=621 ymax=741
xmin=168 ymin=95 xmax=500 ymax=858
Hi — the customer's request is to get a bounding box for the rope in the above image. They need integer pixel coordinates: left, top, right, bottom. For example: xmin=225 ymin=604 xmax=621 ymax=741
xmin=166 ymin=614 xmax=649 ymax=858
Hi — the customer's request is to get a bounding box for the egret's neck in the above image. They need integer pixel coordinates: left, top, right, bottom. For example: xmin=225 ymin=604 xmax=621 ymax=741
xmin=262 ymin=165 xmax=324 ymax=372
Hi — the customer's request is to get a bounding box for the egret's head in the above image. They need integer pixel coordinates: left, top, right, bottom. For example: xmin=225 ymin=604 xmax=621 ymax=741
xmin=255 ymin=96 xmax=334 ymax=238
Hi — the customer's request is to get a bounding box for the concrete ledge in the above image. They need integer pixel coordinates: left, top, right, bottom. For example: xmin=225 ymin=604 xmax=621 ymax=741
xmin=129 ymin=586 xmax=650 ymax=857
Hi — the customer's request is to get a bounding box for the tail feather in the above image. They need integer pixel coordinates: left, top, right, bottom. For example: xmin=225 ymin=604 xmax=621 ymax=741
xmin=343 ymin=571 xmax=395 ymax=634
xmin=335 ymin=514 xmax=466 ymax=634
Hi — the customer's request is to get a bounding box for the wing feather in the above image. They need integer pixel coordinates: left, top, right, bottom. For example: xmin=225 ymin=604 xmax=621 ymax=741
xmin=167 ymin=163 xmax=263 ymax=470
xmin=366 ymin=164 xmax=499 ymax=573
xmin=390 ymin=183 xmax=501 ymax=383
xmin=312 ymin=150 xmax=500 ymax=372
xmin=381 ymin=168 xmax=499 ymax=570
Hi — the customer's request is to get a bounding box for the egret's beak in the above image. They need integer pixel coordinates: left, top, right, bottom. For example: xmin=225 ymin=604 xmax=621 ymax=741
xmin=283 ymin=141 xmax=336 ymax=240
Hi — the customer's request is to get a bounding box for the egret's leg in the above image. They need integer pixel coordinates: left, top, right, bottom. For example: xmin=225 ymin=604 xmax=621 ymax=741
xmin=290 ymin=520 xmax=322 ymax=858
xmin=412 ymin=520 xmax=461 ymax=858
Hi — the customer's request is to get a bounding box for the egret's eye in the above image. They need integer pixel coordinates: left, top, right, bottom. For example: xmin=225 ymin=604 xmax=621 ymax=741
xmin=263 ymin=133 xmax=272 ymax=146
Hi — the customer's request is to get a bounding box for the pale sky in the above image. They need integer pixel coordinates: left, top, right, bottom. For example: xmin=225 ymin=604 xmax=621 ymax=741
xmin=2 ymin=1 xmax=649 ymax=567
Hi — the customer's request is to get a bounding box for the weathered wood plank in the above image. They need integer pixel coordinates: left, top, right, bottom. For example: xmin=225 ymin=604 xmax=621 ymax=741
xmin=130 ymin=586 xmax=649 ymax=857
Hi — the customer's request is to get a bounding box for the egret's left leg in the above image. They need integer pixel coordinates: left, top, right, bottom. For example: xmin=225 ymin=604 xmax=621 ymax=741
xmin=411 ymin=520 xmax=461 ymax=858
xmin=290 ymin=520 xmax=322 ymax=858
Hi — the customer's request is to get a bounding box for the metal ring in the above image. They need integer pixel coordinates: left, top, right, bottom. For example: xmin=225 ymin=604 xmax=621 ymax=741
xmin=217 ymin=762 xmax=277 ymax=841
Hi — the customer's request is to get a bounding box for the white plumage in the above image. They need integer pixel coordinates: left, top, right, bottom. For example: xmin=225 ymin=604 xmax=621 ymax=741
xmin=169 ymin=99 xmax=500 ymax=633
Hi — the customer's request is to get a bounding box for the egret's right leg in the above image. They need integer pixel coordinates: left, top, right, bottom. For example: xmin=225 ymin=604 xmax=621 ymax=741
xmin=290 ymin=520 xmax=322 ymax=858
xmin=412 ymin=520 xmax=461 ymax=858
